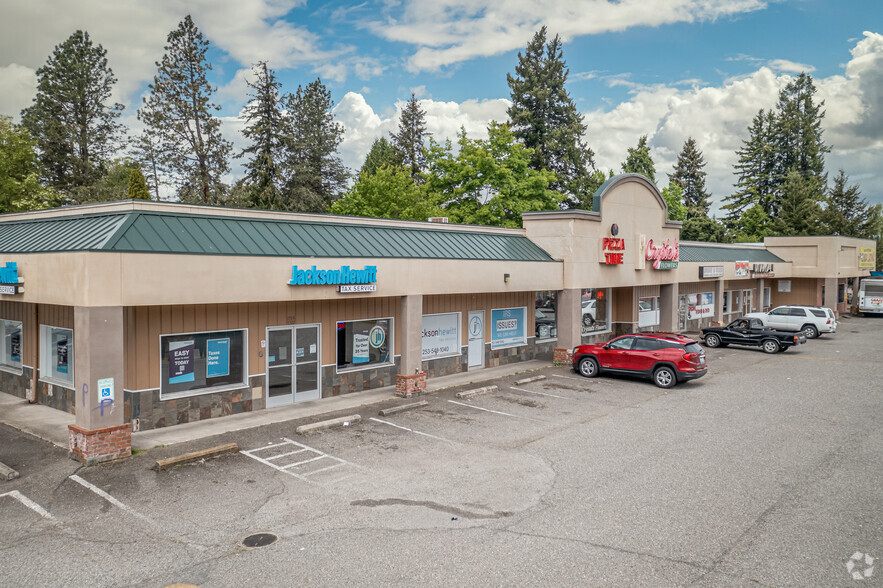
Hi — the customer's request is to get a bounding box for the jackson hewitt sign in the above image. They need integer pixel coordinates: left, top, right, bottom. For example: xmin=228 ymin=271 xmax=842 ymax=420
xmin=288 ymin=265 xmax=378 ymax=293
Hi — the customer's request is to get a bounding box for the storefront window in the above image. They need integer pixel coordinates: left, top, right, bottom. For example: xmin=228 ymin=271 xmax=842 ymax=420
xmin=422 ymin=312 xmax=460 ymax=359
xmin=40 ymin=325 xmax=73 ymax=387
xmin=535 ymin=291 xmax=557 ymax=340
xmin=1 ymin=320 xmax=23 ymax=372
xmin=160 ymin=329 xmax=247 ymax=399
xmin=581 ymin=288 xmax=610 ymax=334
xmin=638 ymin=297 xmax=660 ymax=330
xmin=337 ymin=318 xmax=392 ymax=371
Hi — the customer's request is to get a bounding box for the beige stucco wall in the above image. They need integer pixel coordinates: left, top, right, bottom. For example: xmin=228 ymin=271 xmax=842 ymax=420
xmin=6 ymin=252 xmax=563 ymax=307
xmin=523 ymin=175 xmax=682 ymax=290
xmin=765 ymin=236 xmax=875 ymax=278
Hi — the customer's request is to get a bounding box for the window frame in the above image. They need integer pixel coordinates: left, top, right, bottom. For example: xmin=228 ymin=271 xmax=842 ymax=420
xmin=39 ymin=324 xmax=74 ymax=389
xmin=335 ymin=316 xmax=395 ymax=374
xmin=0 ymin=319 xmax=23 ymax=375
xmin=158 ymin=328 xmax=249 ymax=401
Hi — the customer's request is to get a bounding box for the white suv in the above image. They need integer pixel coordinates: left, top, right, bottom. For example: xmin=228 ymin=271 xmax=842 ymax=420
xmin=744 ymin=305 xmax=836 ymax=339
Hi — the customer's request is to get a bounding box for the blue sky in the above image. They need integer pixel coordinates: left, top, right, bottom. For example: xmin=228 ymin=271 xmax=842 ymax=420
xmin=2 ymin=1 xmax=882 ymax=211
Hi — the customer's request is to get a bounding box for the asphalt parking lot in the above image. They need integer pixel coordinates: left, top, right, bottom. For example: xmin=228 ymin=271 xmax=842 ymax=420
xmin=1 ymin=316 xmax=881 ymax=587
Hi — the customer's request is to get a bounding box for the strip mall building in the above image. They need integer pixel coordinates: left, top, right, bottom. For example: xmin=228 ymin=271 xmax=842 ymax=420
xmin=0 ymin=175 xmax=876 ymax=463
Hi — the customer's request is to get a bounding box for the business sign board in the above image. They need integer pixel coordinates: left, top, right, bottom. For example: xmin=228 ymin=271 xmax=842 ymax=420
xmin=0 ymin=262 xmax=23 ymax=295
xmin=640 ymin=236 xmax=679 ymax=270
xmin=699 ymin=266 xmax=724 ymax=279
xmin=422 ymin=312 xmax=461 ymax=358
xmin=859 ymin=246 xmax=876 ymax=269
xmin=750 ymin=263 xmax=775 ymax=277
xmin=734 ymin=261 xmax=749 ymax=277
xmin=600 ymin=237 xmax=625 ymax=265
xmin=490 ymin=307 xmax=526 ymax=349
xmin=289 ymin=265 xmax=377 ymax=287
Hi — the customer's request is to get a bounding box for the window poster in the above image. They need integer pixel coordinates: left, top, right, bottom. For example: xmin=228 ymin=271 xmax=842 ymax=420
xmin=422 ymin=312 xmax=460 ymax=358
xmin=490 ymin=307 xmax=526 ymax=349
xmin=353 ymin=331 xmax=370 ymax=364
xmin=169 ymin=340 xmax=195 ymax=383
xmin=10 ymin=331 xmax=20 ymax=362
xmin=56 ymin=339 xmax=69 ymax=373
xmin=687 ymin=292 xmax=714 ymax=320
xmin=205 ymin=338 xmax=230 ymax=378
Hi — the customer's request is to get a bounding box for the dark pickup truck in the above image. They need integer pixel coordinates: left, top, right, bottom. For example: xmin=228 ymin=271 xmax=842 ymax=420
xmin=701 ymin=318 xmax=807 ymax=353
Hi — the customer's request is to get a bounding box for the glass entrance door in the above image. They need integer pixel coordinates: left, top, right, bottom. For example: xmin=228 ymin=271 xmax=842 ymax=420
xmin=266 ymin=324 xmax=321 ymax=408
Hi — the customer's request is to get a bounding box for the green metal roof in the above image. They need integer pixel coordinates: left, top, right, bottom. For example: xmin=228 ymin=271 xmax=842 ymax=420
xmin=0 ymin=210 xmax=556 ymax=262
xmin=680 ymin=244 xmax=784 ymax=263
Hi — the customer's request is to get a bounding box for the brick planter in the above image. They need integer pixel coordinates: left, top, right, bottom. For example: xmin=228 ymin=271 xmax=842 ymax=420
xmin=68 ymin=423 xmax=132 ymax=465
xmin=396 ymin=372 xmax=427 ymax=398
xmin=553 ymin=347 xmax=573 ymax=365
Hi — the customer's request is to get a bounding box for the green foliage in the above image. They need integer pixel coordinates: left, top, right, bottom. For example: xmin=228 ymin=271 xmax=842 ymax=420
xmin=769 ymin=170 xmax=824 ymax=235
xmin=127 ymin=167 xmax=151 ymax=200
xmin=669 ymin=137 xmax=711 ymax=219
xmin=819 ymin=170 xmax=876 ymax=238
xmin=660 ymin=183 xmax=687 ymax=221
xmin=138 ymin=15 xmax=232 ymax=204
xmin=360 ymin=137 xmax=402 ymax=177
xmin=390 ymin=93 xmax=428 ymax=179
xmin=731 ymin=203 xmax=773 ymax=242
xmin=329 ymin=165 xmax=440 ymax=221
xmin=0 ymin=116 xmax=59 ymax=212
xmin=507 ymin=27 xmax=595 ymax=208
xmin=621 ymin=135 xmax=656 ymax=183
xmin=680 ymin=216 xmax=730 ymax=243
xmin=282 ymin=78 xmax=348 ymax=212
xmin=21 ymin=30 xmax=124 ymax=198
xmin=238 ymin=62 xmax=285 ymax=209
xmin=425 ymin=122 xmax=562 ymax=228
xmin=725 ymin=73 xmax=829 ymax=232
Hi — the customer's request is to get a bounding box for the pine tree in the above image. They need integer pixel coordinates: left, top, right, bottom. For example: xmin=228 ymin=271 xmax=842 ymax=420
xmin=130 ymin=130 xmax=164 ymax=200
xmin=21 ymin=30 xmax=124 ymax=199
xmin=139 ymin=15 xmax=231 ymax=204
xmin=238 ymin=61 xmax=285 ymax=209
xmin=724 ymin=109 xmax=777 ymax=225
xmin=390 ymin=93 xmax=428 ymax=179
xmin=507 ymin=27 xmax=596 ymax=208
xmin=127 ymin=167 xmax=151 ymax=200
xmin=771 ymin=170 xmax=823 ymax=235
xmin=669 ymin=137 xmax=711 ymax=219
xmin=282 ymin=78 xmax=348 ymax=212
xmin=820 ymin=170 xmax=874 ymax=237
xmin=360 ymin=137 xmax=402 ymax=177
xmin=621 ymin=135 xmax=656 ymax=183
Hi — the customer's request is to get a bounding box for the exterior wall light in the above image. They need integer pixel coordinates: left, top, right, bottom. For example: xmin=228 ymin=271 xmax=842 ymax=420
xmin=504 ymin=273 xmax=510 ymax=283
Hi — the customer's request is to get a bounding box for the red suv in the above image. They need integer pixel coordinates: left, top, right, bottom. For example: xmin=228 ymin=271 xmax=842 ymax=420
xmin=572 ymin=332 xmax=707 ymax=389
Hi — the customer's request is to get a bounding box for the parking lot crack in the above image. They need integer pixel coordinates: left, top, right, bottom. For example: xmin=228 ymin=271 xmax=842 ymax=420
xmin=351 ymin=498 xmax=513 ymax=520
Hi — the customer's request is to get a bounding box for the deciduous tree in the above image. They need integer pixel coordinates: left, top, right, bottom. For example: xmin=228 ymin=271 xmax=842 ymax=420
xmin=0 ymin=116 xmax=58 ymax=212
xmin=329 ymin=165 xmax=439 ymax=220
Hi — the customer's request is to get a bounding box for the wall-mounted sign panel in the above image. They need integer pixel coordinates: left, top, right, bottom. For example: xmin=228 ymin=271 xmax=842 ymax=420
xmin=734 ymin=261 xmax=749 ymax=277
xmin=859 ymin=247 xmax=876 ymax=269
xmin=422 ymin=312 xmax=461 ymax=358
xmin=699 ymin=266 xmax=724 ymax=279
xmin=600 ymin=237 xmax=625 ymax=265
xmin=642 ymin=237 xmax=679 ymax=270
xmin=289 ymin=265 xmax=377 ymax=287
xmin=750 ymin=263 xmax=775 ymax=277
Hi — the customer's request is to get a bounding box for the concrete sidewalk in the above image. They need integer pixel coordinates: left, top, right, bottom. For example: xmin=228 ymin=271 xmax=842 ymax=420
xmin=0 ymin=360 xmax=551 ymax=452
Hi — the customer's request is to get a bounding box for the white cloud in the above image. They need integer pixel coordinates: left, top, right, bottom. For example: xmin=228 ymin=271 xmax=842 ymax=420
xmin=365 ymin=0 xmax=767 ymax=72
xmin=0 ymin=64 xmax=37 ymax=120
xmin=767 ymin=59 xmax=815 ymax=73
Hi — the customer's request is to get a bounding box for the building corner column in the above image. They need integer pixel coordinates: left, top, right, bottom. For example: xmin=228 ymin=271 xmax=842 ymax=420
xmin=396 ymin=295 xmax=425 ymax=397
xmin=68 ymin=306 xmax=130 ymax=465
xmin=714 ymin=279 xmax=725 ymax=326
xmin=552 ymin=288 xmax=582 ymax=365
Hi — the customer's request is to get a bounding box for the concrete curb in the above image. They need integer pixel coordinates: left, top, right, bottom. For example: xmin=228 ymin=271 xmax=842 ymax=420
xmin=514 ymin=375 xmax=547 ymax=385
xmin=152 ymin=442 xmax=239 ymax=471
xmin=0 ymin=461 xmax=20 ymax=480
xmin=455 ymin=385 xmax=498 ymax=399
xmin=295 ymin=414 xmax=361 ymax=434
xmin=378 ymin=401 xmax=428 ymax=417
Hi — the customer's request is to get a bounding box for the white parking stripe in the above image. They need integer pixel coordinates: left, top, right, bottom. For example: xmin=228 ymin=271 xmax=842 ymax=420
xmin=242 ymin=438 xmax=359 ymax=483
xmin=448 ymin=400 xmax=546 ymax=422
xmin=369 ymin=417 xmax=456 ymax=444
xmin=0 ymin=490 xmax=57 ymax=522
xmin=550 ymin=374 xmax=585 ymax=382
xmin=69 ymin=474 xmax=153 ymax=525
xmin=509 ymin=386 xmax=568 ymax=399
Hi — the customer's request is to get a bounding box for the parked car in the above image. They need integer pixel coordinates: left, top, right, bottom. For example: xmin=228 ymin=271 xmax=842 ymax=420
xmin=572 ymin=332 xmax=707 ymax=389
xmin=744 ymin=305 xmax=836 ymax=338
xmin=535 ymin=308 xmax=556 ymax=338
xmin=581 ymin=299 xmax=596 ymax=326
xmin=701 ymin=317 xmax=806 ymax=353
